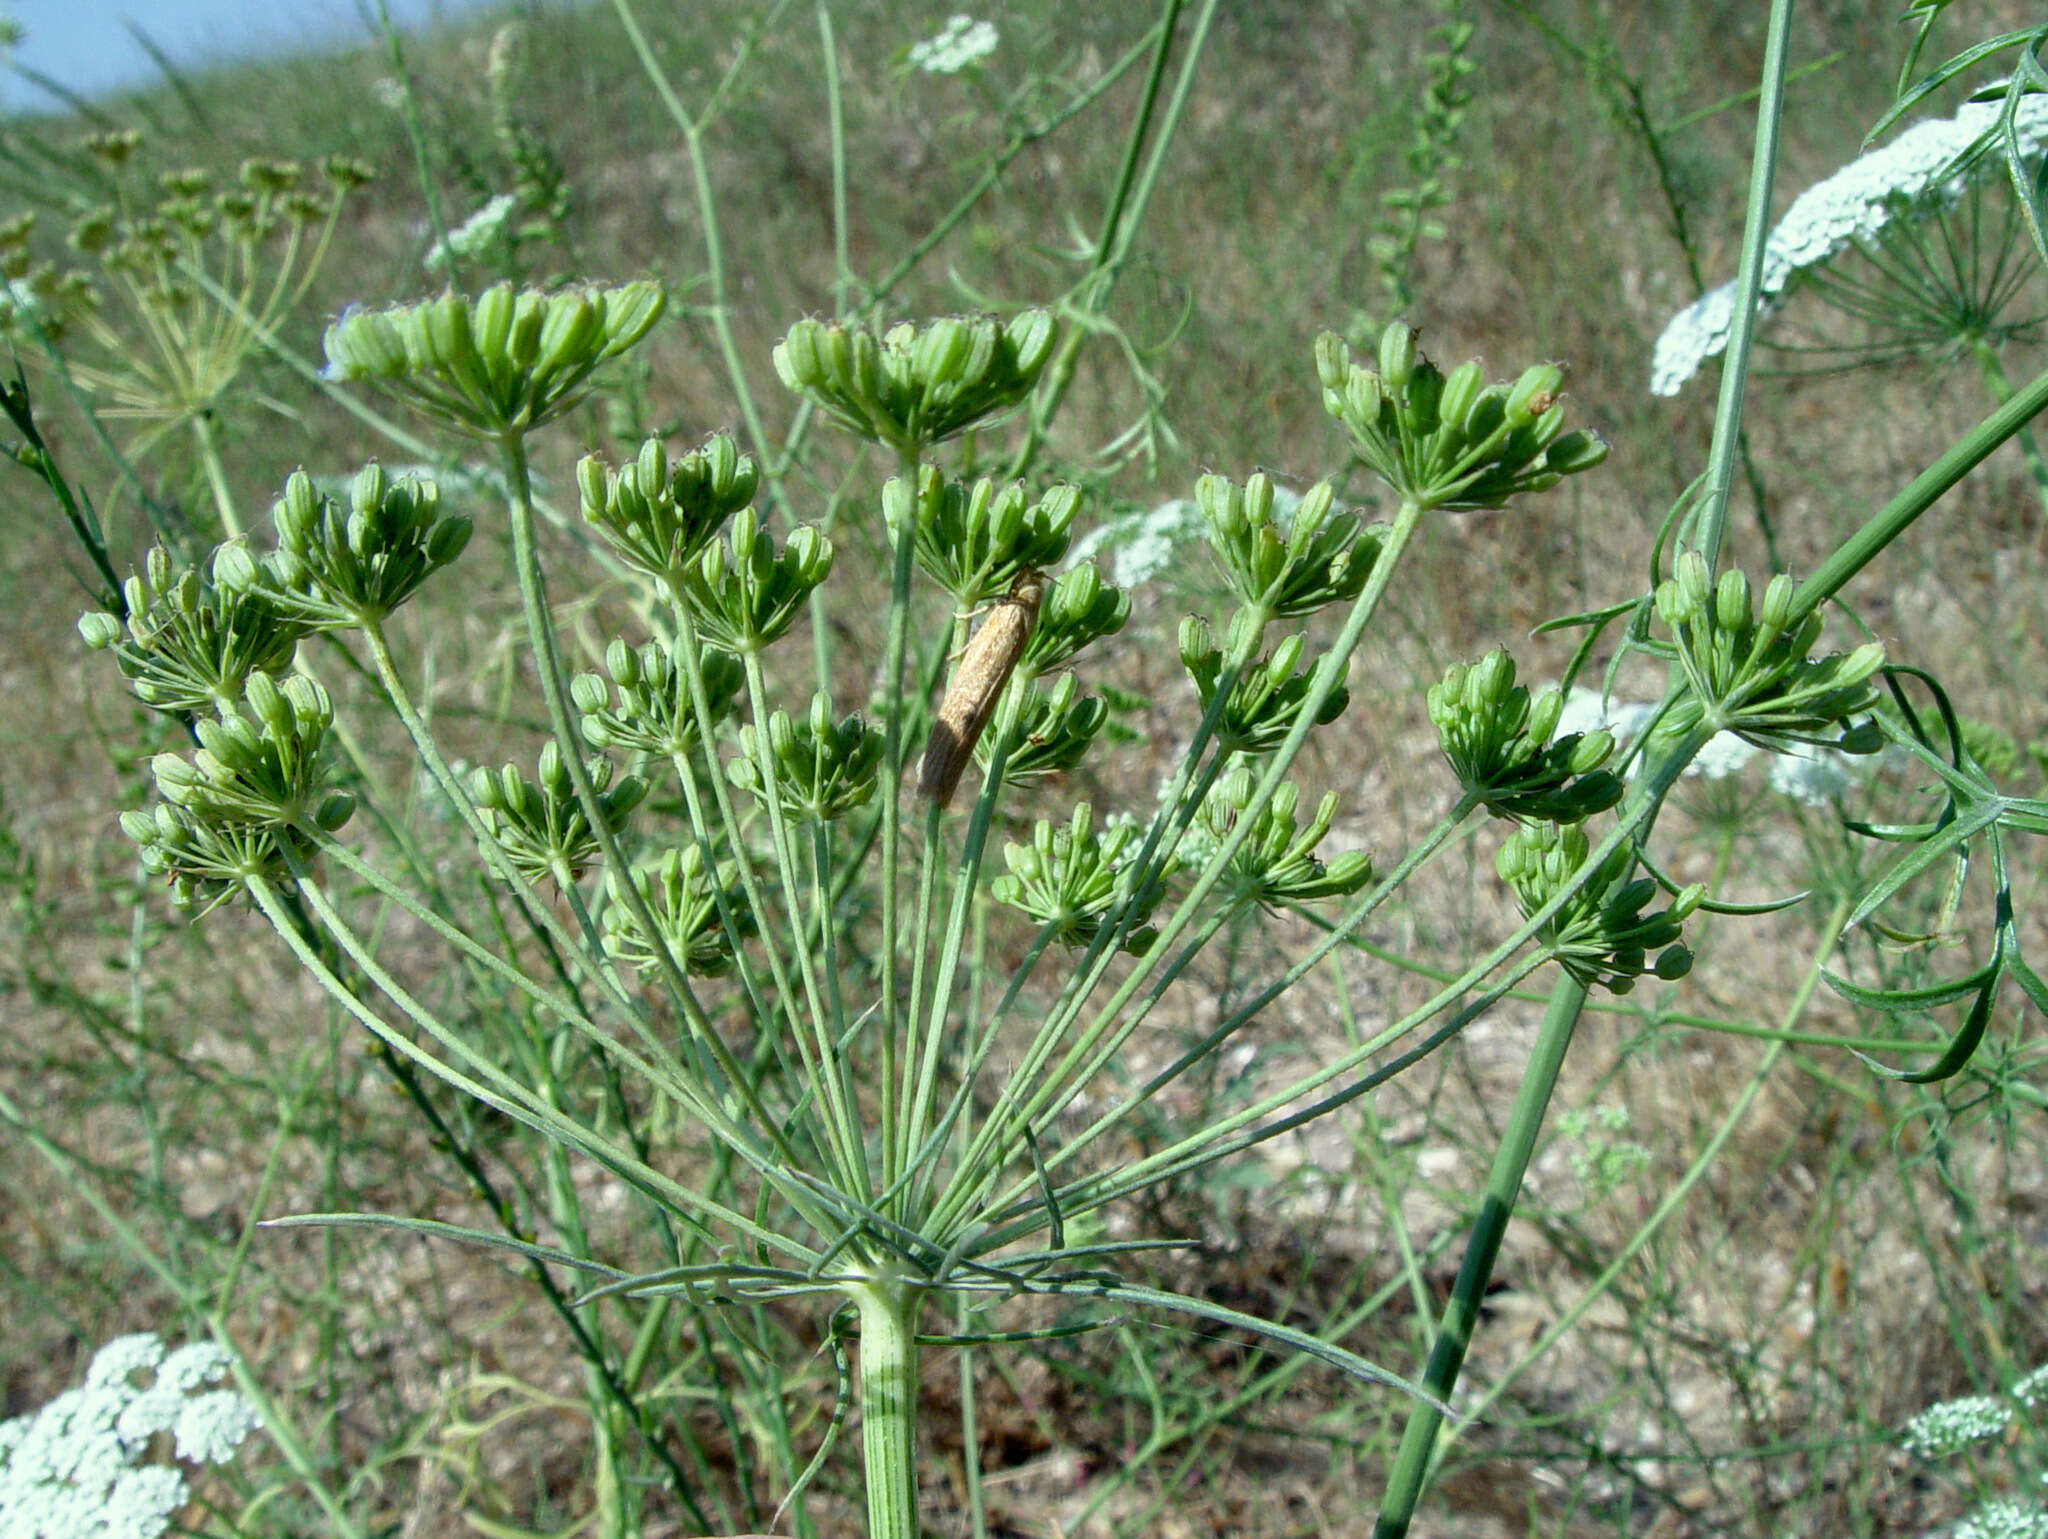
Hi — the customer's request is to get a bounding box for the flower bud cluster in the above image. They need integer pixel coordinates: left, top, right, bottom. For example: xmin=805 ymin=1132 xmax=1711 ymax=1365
xmin=1197 ymin=473 xmax=1383 ymax=617
xmin=265 ymin=466 xmax=472 ymax=626
xmin=470 ymin=741 xmax=647 ymax=887
xmin=120 ymin=674 xmax=352 ymax=910
xmin=573 ymin=638 xmax=744 ymax=758
xmin=992 ymin=804 xmax=1167 ymax=954
xmin=1495 ymin=822 xmax=1700 ymax=994
xmin=1317 ymin=323 xmax=1606 ymax=511
xmin=323 ymin=281 xmax=664 ymax=436
xmin=1180 ymin=613 xmax=1348 ymax=755
xmin=731 ymin=693 xmax=885 ymax=823
xmin=678 ymin=509 xmax=833 ymax=654
xmin=973 ymin=673 xmax=1107 ymax=790
xmin=1020 ymin=564 xmax=1129 ymax=673
xmin=601 ymin=845 xmax=749 ymax=977
xmin=894 ymin=470 xmax=1079 ymax=604
xmin=78 ymin=544 xmax=307 ymax=717
xmin=773 ymin=312 xmax=1055 ymax=454
xmin=1195 ymin=768 xmax=1374 ymax=912
xmin=1653 ymin=552 xmax=1885 ymax=754
xmin=1429 ymin=649 xmax=1623 ymax=823
xmin=578 ymin=434 xmax=758 ymax=592
xmin=150 ymin=674 xmax=351 ymax=832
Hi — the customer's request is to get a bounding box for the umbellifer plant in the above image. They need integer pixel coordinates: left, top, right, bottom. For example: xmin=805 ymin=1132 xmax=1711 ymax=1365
xmin=63 ymin=268 xmax=1653 ymax=1529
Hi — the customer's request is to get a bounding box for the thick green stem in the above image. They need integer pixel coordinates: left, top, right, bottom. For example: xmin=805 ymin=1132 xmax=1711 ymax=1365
xmin=851 ymin=1273 xmax=923 ymax=1539
xmin=1373 ymin=970 xmax=1590 ymax=1537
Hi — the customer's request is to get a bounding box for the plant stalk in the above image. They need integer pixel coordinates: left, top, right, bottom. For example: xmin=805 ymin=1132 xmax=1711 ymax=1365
xmin=850 ymin=1271 xmax=923 ymax=1539
xmin=1372 ymin=969 xmax=1590 ymax=1537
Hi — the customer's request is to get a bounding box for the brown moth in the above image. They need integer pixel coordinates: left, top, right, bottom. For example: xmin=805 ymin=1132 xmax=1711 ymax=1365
xmin=917 ymin=569 xmax=1047 ymax=808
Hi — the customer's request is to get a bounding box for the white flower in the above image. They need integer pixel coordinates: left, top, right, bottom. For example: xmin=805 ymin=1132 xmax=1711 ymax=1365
xmin=171 ymin=1392 xmax=260 ymax=1466
xmin=115 ymin=1341 xmax=233 ymax=1445
xmin=426 ymin=193 xmax=518 ymax=270
xmin=1690 ymin=730 xmax=1761 ymax=780
xmin=1554 ymin=689 xmax=1657 ymax=744
xmin=0 ymin=1334 xmax=260 ymax=1539
xmin=1068 ymin=496 xmax=1208 ymax=587
xmin=1554 ymin=688 xmax=1759 ymax=779
xmin=909 ymin=14 xmax=999 ymax=74
xmin=1954 ymin=1498 xmax=2048 ymax=1539
xmin=84 ymin=1334 xmax=166 ymax=1392
xmin=2012 ymin=1361 xmax=2048 ymax=1408
xmin=1650 ymin=90 xmax=2048 ymax=396
xmin=1901 ymin=1392 xmax=2013 ymax=1457
xmin=1766 ymin=742 xmax=1862 ymax=806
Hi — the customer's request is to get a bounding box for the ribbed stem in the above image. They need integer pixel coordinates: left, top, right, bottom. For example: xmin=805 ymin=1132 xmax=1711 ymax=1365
xmin=851 ymin=1273 xmax=922 ymax=1539
xmin=1373 ymin=971 xmax=1589 ymax=1536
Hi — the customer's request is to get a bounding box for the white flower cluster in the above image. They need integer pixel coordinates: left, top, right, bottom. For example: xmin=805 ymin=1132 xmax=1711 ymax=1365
xmin=426 ymin=193 xmax=518 ymax=271
xmin=908 ymin=14 xmax=999 ymax=75
xmin=1066 ymin=495 xmax=1207 ymax=588
xmin=0 ymin=1333 xmax=261 ymax=1539
xmin=1555 ymin=688 xmax=1876 ymax=807
xmin=1952 ymin=1498 xmax=2048 ymax=1539
xmin=2014 ymin=1361 xmax=2048 ymax=1409
xmin=1900 ymin=1392 xmax=2015 ymax=1458
xmin=1650 ymin=90 xmax=2048 ymax=396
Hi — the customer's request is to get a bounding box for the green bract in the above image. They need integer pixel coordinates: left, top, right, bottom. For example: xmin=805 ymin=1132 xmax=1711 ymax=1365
xmin=470 ymin=741 xmax=647 ymax=888
xmin=266 ymin=465 xmax=471 ymax=627
xmin=322 ymin=281 xmax=665 ymax=437
xmin=1196 ymin=768 xmax=1373 ymax=912
xmin=731 ymin=693 xmax=885 ymax=823
xmin=1318 ymin=322 xmax=1608 ymax=511
xmin=1428 ymin=649 xmax=1623 ymax=823
xmin=573 ymin=638 xmax=744 ymax=758
xmin=601 ymin=845 xmax=750 ymax=978
xmin=893 ymin=469 xmax=1079 ymax=604
xmin=1180 ymin=613 xmax=1348 ymax=755
xmin=1495 ymin=822 xmax=1700 ymax=994
xmin=578 ymin=434 xmax=758 ymax=591
xmin=1653 ymin=552 xmax=1886 ymax=754
xmin=678 ymin=509 xmax=834 ymax=654
xmin=1197 ymin=472 xmax=1382 ymax=618
xmin=772 ymin=311 xmax=1055 ymax=455
xmin=991 ymin=804 xmax=1167 ymax=954
xmin=79 ymin=544 xmax=307 ymax=717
